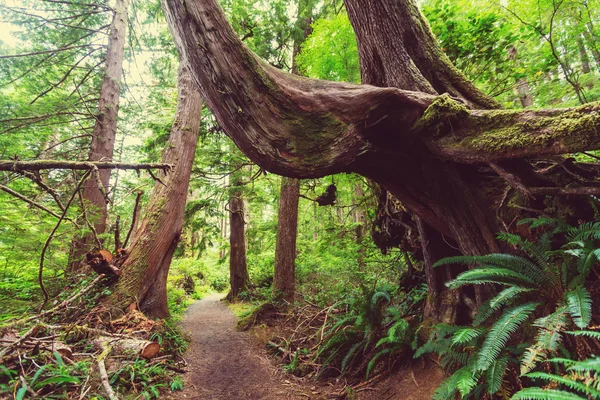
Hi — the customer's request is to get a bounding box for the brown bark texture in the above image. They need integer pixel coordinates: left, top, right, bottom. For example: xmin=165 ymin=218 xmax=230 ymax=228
xmin=109 ymin=64 xmax=203 ymax=318
xmin=273 ymin=177 xmax=300 ymax=303
xmin=226 ymin=171 xmax=250 ymax=300
xmin=73 ymin=0 xmax=130 ymax=265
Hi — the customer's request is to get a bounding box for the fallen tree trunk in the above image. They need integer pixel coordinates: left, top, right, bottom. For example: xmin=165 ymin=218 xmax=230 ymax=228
xmin=94 ymin=336 xmax=160 ymax=359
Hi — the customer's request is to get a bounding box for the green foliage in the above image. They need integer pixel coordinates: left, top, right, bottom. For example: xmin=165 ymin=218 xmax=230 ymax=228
xmin=418 ymin=218 xmax=600 ymax=398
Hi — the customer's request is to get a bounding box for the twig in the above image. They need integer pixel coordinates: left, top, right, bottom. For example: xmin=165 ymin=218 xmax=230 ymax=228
xmin=489 ymin=162 xmax=532 ymax=198
xmin=97 ymin=347 xmax=118 ymax=400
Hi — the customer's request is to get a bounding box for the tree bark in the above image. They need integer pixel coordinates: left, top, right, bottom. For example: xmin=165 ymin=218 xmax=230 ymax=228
xmin=578 ymin=36 xmax=591 ymax=74
xmin=273 ymin=177 xmax=300 ymax=303
xmin=160 ymin=0 xmax=600 ymax=321
xmin=108 ymin=63 xmax=203 ymax=318
xmin=72 ymin=0 xmax=130 ymax=267
xmin=226 ymin=168 xmax=250 ymax=300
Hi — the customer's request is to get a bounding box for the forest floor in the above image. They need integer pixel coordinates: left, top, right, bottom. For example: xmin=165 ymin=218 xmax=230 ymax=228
xmin=167 ymin=294 xmax=443 ymax=400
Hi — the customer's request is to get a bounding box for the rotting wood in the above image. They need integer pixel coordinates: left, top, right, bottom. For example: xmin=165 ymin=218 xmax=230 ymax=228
xmin=93 ymin=336 xmax=160 ymax=359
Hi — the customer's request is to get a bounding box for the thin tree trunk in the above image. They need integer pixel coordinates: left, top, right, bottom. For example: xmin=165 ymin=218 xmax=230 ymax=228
xmin=108 ymin=63 xmax=203 ymax=318
xmin=583 ymin=29 xmax=600 ymax=70
xmin=71 ymin=0 xmax=130 ymax=268
xmin=273 ymin=177 xmax=300 ymax=302
xmin=226 ymin=168 xmax=249 ymax=300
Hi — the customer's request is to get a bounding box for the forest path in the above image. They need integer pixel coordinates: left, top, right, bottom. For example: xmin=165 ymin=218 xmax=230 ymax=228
xmin=169 ymin=293 xmax=304 ymax=400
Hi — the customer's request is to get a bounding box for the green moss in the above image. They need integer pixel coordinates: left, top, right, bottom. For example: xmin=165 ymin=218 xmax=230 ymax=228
xmin=449 ymin=103 xmax=600 ymax=154
xmin=414 ymin=93 xmax=469 ymax=135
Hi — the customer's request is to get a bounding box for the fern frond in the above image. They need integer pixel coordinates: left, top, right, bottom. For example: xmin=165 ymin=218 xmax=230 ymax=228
xmin=511 ymin=387 xmax=586 ymax=399
xmin=566 ymin=287 xmax=592 ymax=329
xmin=432 ymin=371 xmax=461 ymax=400
xmin=456 ymin=365 xmax=480 ymax=396
xmin=446 ymin=268 xmax=536 ymax=289
xmin=568 ymin=222 xmax=600 ymax=242
xmin=341 ymin=340 xmax=364 ymax=373
xmin=521 ymin=309 xmax=568 ymax=375
xmin=371 ymin=291 xmax=391 ymax=309
xmin=565 ymin=330 xmax=600 ymax=340
xmin=525 ymin=371 xmax=600 ymax=398
xmin=474 ymin=286 xmax=532 ymax=326
xmin=567 ymin=357 xmax=600 ymax=373
xmin=452 ymin=327 xmax=486 ymax=347
xmin=486 ymin=355 xmax=509 ymax=395
xmin=477 ymin=302 xmax=540 ymax=371
xmin=366 ymin=349 xmax=391 ymax=379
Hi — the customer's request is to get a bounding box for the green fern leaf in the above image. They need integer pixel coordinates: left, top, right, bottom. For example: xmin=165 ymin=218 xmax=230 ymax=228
xmin=456 ymin=365 xmax=480 ymax=397
xmin=568 ymin=222 xmax=600 ymax=242
xmin=566 ymin=287 xmax=592 ymax=329
xmin=447 ymin=268 xmax=536 ymax=289
xmin=521 ymin=309 xmax=568 ymax=375
xmin=567 ymin=357 xmax=600 ymax=373
xmin=474 ymin=286 xmax=532 ymax=326
xmin=477 ymin=302 xmax=539 ymax=371
xmin=512 ymin=387 xmax=586 ymax=399
xmin=366 ymin=349 xmax=391 ymax=379
xmin=524 ymin=371 xmax=600 ymax=398
xmin=452 ymin=327 xmax=486 ymax=347
xmin=565 ymin=330 xmax=600 ymax=340
xmin=341 ymin=340 xmax=365 ymax=373
xmin=487 ymin=355 xmax=509 ymax=395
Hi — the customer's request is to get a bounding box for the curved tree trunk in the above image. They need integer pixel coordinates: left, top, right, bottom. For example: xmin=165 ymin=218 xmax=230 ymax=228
xmin=160 ymin=0 xmax=600 ymax=322
xmin=108 ymin=64 xmax=203 ymax=318
xmin=71 ymin=0 xmax=130 ymax=268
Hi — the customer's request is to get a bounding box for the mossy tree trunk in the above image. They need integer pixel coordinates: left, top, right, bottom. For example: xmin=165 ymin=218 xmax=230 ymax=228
xmin=162 ymin=0 xmax=600 ymax=322
xmin=71 ymin=0 xmax=130 ymax=268
xmin=108 ymin=64 xmax=203 ymax=318
xmin=226 ymin=168 xmax=250 ymax=300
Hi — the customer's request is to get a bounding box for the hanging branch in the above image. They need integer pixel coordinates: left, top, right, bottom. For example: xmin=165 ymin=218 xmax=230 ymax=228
xmin=0 ymin=160 xmax=173 ymax=172
xmin=123 ymin=191 xmax=143 ymax=249
xmin=39 ymin=170 xmax=92 ymax=312
xmin=15 ymin=170 xmax=66 ymax=211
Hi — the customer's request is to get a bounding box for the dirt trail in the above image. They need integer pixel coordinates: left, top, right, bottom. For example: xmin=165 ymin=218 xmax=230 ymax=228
xmin=169 ymin=293 xmax=443 ymax=400
xmin=170 ymin=294 xmax=303 ymax=400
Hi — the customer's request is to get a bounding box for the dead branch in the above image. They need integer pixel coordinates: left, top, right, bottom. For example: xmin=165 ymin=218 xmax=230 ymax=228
xmin=15 ymin=170 xmax=66 ymax=211
xmin=97 ymin=347 xmax=119 ymax=400
xmin=114 ymin=215 xmax=121 ymax=252
xmin=76 ymin=173 xmax=102 ymax=249
xmin=123 ymin=191 xmax=143 ymax=248
xmin=0 ymin=160 xmax=173 ymax=172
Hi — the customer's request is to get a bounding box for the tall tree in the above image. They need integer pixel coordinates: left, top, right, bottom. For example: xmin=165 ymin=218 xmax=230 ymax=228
xmin=110 ymin=63 xmax=203 ymax=318
xmin=72 ymin=0 xmax=131 ymax=266
xmin=161 ymin=0 xmax=600 ymax=322
xmin=226 ymin=165 xmax=250 ymax=300
xmin=273 ymin=0 xmax=315 ymax=303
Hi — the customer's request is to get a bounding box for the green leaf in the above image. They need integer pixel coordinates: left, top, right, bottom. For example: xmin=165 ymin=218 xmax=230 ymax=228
xmin=566 ymin=287 xmax=592 ymax=328
xmin=452 ymin=327 xmax=486 ymax=347
xmin=486 ymin=355 xmax=508 ymax=395
xmin=512 ymin=387 xmax=586 ymax=399
xmin=477 ymin=302 xmax=539 ymax=371
xmin=474 ymin=286 xmax=532 ymax=326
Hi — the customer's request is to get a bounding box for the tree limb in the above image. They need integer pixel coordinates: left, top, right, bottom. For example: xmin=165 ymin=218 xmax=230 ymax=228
xmin=0 ymin=160 xmax=173 ymax=172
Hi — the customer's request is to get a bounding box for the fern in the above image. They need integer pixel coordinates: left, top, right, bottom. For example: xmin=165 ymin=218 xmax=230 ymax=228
xmin=565 ymin=287 xmax=592 ymax=329
xmin=524 ymin=372 xmax=600 ymax=398
xmin=521 ymin=309 xmax=568 ymax=374
xmin=446 ymin=267 xmax=537 ymax=289
xmin=511 ymin=387 xmax=586 ymax=399
xmin=474 ymin=286 xmax=532 ymax=326
xmin=486 ymin=355 xmax=509 ymax=395
xmin=568 ymin=221 xmax=600 ymax=242
xmin=477 ymin=302 xmax=539 ymax=371
xmin=565 ymin=330 xmax=600 ymax=340
xmin=452 ymin=327 xmax=486 ymax=347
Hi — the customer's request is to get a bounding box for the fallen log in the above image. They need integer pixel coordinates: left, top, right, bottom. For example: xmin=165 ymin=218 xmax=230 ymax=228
xmin=94 ymin=336 xmax=160 ymax=359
